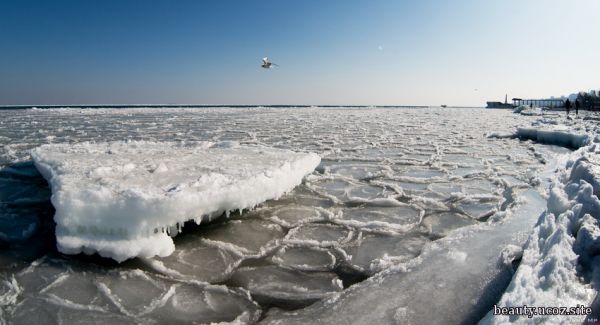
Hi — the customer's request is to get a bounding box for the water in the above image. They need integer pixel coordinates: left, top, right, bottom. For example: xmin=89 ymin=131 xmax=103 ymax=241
xmin=0 ymin=107 xmax=568 ymax=323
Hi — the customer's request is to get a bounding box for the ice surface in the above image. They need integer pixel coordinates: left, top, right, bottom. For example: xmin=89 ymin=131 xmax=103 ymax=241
xmin=30 ymin=141 xmax=320 ymax=262
xmin=345 ymin=232 xmax=429 ymax=274
xmin=227 ymin=265 xmax=343 ymax=307
xmin=9 ymin=257 xmax=260 ymax=324
xmin=262 ymin=186 xmax=553 ymax=324
xmin=422 ymin=212 xmax=477 ymax=238
xmin=148 ymin=240 xmax=242 ymax=282
xmin=201 ymin=217 xmax=286 ymax=256
xmin=0 ymin=106 xmax=576 ymax=323
xmin=272 ymin=245 xmax=336 ymax=271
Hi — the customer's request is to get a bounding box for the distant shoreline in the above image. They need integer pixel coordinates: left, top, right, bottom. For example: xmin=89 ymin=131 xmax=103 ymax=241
xmin=0 ymin=104 xmax=484 ymax=110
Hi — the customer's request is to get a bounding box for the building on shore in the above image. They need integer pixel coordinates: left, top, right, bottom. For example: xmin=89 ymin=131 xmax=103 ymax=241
xmin=487 ymin=89 xmax=600 ymax=110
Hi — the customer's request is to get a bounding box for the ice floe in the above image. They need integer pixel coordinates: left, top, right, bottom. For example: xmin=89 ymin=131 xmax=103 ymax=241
xmin=30 ymin=141 xmax=320 ymax=262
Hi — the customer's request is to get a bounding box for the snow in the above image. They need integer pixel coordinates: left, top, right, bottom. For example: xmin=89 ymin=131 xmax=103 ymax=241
xmin=30 ymin=141 xmax=320 ymax=262
xmin=481 ymin=137 xmax=600 ymax=324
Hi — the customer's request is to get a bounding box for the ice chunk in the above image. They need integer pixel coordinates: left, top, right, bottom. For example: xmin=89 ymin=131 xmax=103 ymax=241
xmin=30 ymin=141 xmax=320 ymax=262
xmin=227 ymin=265 xmax=343 ymax=307
xmin=421 ymin=212 xmax=477 ymax=238
xmin=338 ymin=206 xmax=423 ymax=231
xmin=285 ymin=223 xmax=353 ymax=246
xmin=516 ymin=127 xmax=589 ymax=149
xmin=201 ymin=217 xmax=286 ymax=256
xmin=149 ymin=241 xmax=242 ymax=282
xmin=272 ymin=245 xmax=336 ymax=271
xmin=345 ymin=232 xmax=429 ymax=274
xmin=268 ymin=205 xmax=327 ymax=228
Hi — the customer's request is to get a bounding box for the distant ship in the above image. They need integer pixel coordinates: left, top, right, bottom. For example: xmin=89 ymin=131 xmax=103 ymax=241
xmin=441 ymin=105 xmax=447 ymax=108
xmin=486 ymin=101 xmax=514 ymax=109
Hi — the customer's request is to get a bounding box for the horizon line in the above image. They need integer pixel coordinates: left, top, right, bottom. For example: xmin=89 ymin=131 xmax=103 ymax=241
xmin=0 ymin=104 xmax=485 ymax=109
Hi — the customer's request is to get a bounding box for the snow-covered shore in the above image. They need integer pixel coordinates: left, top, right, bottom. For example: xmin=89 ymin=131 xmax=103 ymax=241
xmin=481 ymin=111 xmax=600 ymax=324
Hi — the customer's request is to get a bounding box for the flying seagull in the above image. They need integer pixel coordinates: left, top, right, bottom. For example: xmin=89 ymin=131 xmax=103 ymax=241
xmin=261 ymin=57 xmax=279 ymax=69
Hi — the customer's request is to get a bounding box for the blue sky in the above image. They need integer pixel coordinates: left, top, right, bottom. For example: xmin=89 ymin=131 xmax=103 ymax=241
xmin=1 ymin=0 xmax=598 ymax=106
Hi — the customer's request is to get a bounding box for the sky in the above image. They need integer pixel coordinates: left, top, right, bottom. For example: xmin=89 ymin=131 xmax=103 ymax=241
xmin=0 ymin=0 xmax=599 ymax=106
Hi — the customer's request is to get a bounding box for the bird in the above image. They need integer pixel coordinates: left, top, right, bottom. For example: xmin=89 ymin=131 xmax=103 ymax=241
xmin=261 ymin=57 xmax=279 ymax=69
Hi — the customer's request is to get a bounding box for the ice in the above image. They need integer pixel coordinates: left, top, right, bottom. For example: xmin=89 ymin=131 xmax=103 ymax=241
xmin=227 ymin=265 xmax=343 ymax=308
xmin=268 ymin=205 xmax=327 ymax=228
xmin=262 ymin=187 xmax=552 ymax=324
xmin=345 ymin=232 xmax=429 ymax=275
xmin=337 ymin=205 xmax=423 ymax=231
xmin=421 ymin=212 xmax=478 ymax=238
xmin=8 ymin=258 xmax=260 ymax=324
xmin=201 ymin=217 xmax=286 ymax=256
xmin=149 ymin=241 xmax=241 ymax=282
xmin=516 ymin=127 xmax=589 ymax=149
xmin=0 ymin=106 xmax=573 ymax=323
xmin=285 ymin=223 xmax=353 ymax=246
xmin=146 ymin=283 xmax=260 ymax=324
xmin=271 ymin=245 xmax=336 ymax=271
xmin=514 ymin=105 xmax=543 ymax=116
xmin=30 ymin=141 xmax=320 ymax=262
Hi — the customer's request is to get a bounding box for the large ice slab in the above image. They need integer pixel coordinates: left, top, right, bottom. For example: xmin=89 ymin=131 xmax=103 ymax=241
xmin=30 ymin=141 xmax=320 ymax=262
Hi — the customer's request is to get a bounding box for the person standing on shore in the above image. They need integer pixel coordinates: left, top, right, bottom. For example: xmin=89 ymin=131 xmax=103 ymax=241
xmin=565 ymin=99 xmax=571 ymax=116
xmin=575 ymin=99 xmax=580 ymax=115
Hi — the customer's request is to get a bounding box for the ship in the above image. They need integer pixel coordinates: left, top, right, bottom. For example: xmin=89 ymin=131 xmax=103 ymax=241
xmin=486 ymin=94 xmax=515 ymax=109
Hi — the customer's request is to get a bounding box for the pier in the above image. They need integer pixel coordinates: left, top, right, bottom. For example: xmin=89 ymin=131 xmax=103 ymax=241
xmin=511 ymin=98 xmax=564 ymax=108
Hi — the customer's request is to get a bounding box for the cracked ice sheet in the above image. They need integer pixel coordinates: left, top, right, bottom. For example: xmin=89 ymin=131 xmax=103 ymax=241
xmin=30 ymin=141 xmax=320 ymax=262
xmin=262 ymin=189 xmax=550 ymax=325
xmin=261 ymin=159 xmax=561 ymax=325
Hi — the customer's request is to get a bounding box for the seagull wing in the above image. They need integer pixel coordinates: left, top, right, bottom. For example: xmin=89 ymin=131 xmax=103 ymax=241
xmin=262 ymin=57 xmax=269 ymax=64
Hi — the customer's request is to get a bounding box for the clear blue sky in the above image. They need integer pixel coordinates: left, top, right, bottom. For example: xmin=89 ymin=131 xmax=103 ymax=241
xmin=1 ymin=0 xmax=598 ymax=106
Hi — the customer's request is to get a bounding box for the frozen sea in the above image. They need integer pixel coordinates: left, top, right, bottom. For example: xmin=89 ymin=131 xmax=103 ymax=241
xmin=0 ymin=106 xmax=588 ymax=324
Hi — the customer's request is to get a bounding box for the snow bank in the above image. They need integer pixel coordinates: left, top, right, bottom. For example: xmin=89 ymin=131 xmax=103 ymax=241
xmin=481 ymin=127 xmax=600 ymax=323
xmin=30 ymin=141 xmax=320 ymax=262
